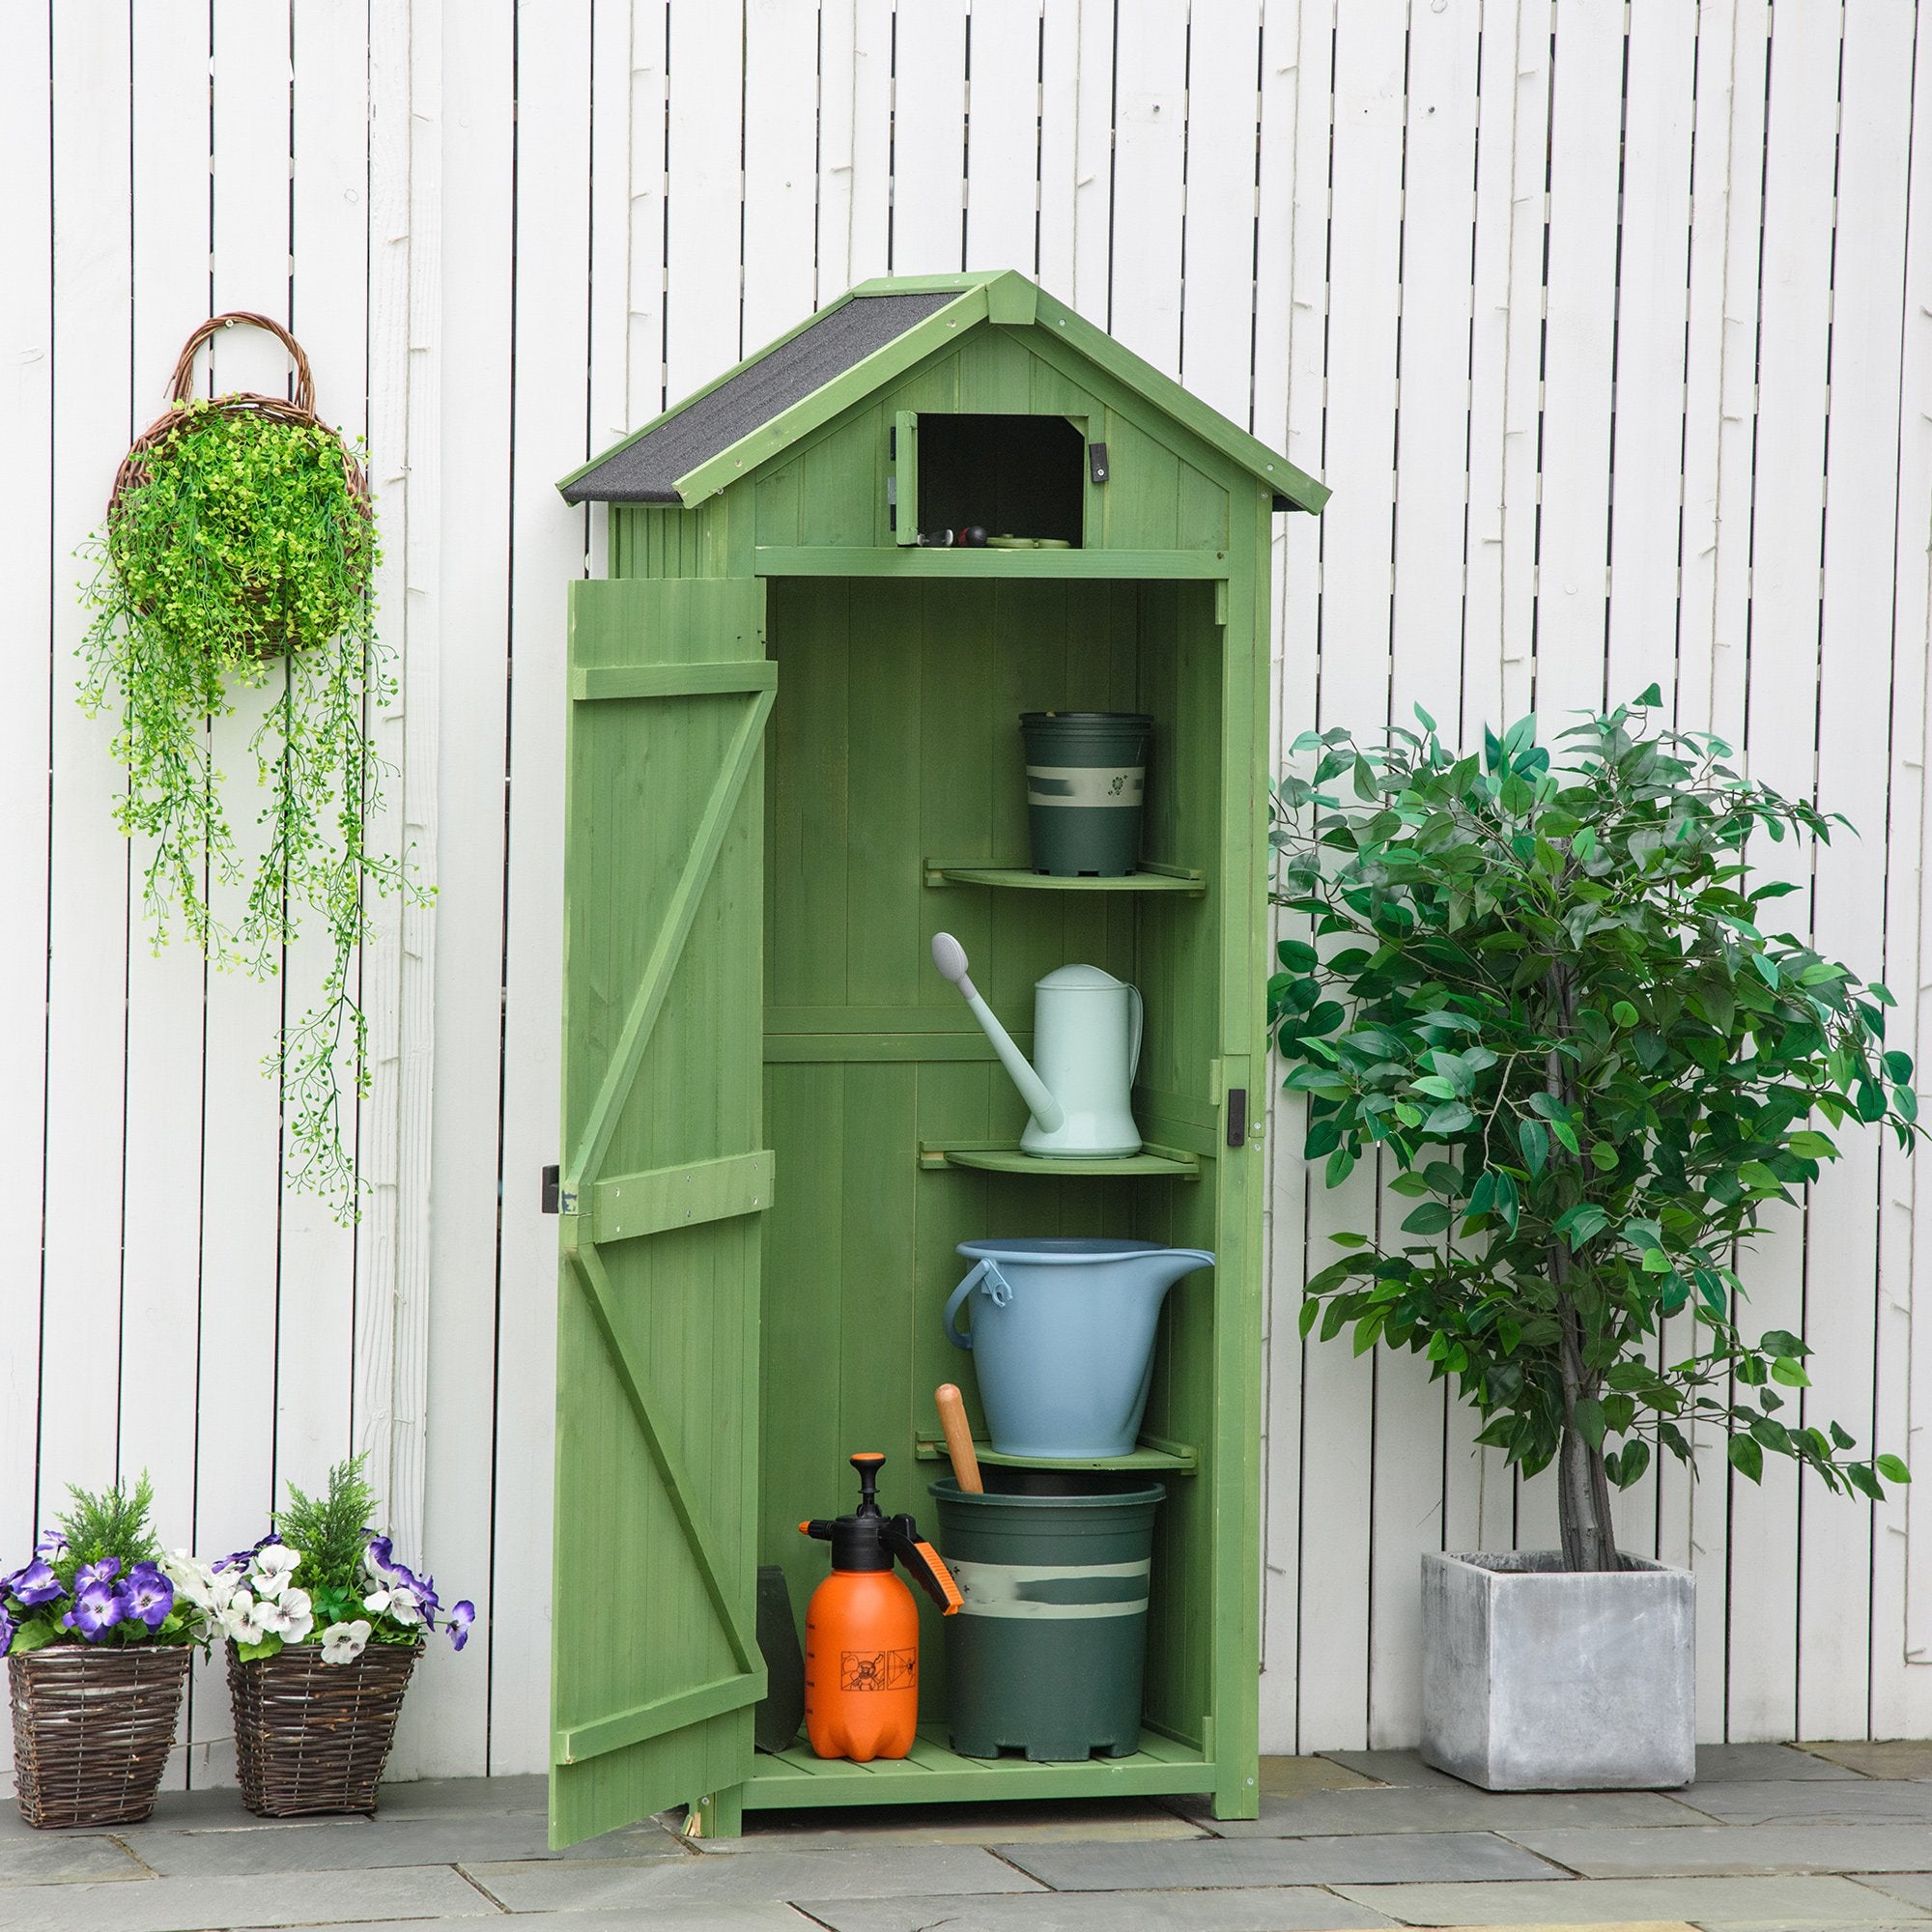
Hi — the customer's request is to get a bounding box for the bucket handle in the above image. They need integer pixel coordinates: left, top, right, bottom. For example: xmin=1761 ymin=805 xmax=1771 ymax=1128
xmin=1127 ymin=983 xmax=1143 ymax=1082
xmin=943 ymin=1258 xmax=1013 ymax=1350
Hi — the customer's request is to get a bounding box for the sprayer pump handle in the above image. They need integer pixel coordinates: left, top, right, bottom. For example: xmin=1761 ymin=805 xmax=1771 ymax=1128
xmin=884 ymin=1514 xmax=964 ymax=1615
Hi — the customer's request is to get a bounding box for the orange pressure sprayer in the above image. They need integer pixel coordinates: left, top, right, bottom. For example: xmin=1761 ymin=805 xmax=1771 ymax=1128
xmin=798 ymin=1452 xmax=962 ymax=1761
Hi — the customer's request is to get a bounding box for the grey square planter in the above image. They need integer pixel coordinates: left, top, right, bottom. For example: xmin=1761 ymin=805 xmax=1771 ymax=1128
xmin=1420 ymin=1549 xmax=1695 ymax=1790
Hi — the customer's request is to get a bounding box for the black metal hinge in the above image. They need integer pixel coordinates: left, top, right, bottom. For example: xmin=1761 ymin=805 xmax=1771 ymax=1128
xmin=1226 ymin=1088 xmax=1247 ymax=1149
xmin=1089 ymin=440 xmax=1110 ymax=484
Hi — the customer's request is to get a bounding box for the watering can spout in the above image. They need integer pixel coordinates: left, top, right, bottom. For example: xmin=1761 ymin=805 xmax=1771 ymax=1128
xmin=929 ymin=933 xmax=1066 ymax=1134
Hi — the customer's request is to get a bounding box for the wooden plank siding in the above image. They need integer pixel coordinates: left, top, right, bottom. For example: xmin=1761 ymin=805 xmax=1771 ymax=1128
xmin=6 ymin=0 xmax=1932 ymax=1790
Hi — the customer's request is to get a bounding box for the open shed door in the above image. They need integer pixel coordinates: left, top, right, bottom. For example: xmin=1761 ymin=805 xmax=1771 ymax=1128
xmin=551 ymin=578 xmax=773 ymax=1848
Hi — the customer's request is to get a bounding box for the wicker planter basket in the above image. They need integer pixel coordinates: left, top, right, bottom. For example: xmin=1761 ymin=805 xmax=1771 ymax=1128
xmin=227 ymin=1636 xmax=420 ymax=1816
xmin=9 ymin=1645 xmax=190 ymax=1829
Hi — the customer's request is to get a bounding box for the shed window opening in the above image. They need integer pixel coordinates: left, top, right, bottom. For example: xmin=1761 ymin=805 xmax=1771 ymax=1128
xmin=902 ymin=412 xmax=1086 ymax=548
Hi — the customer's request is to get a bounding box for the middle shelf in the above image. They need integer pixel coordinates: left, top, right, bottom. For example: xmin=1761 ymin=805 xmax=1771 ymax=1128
xmin=911 ymin=1434 xmax=1198 ymax=1473
xmin=919 ymin=1141 xmax=1202 ymax=1179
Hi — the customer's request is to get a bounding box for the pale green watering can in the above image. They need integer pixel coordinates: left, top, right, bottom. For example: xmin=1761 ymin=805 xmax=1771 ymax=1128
xmin=930 ymin=932 xmax=1142 ymax=1156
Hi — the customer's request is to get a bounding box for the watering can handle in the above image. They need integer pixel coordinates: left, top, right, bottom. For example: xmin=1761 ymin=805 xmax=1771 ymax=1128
xmin=1128 ymin=983 xmax=1144 ymax=1082
xmin=943 ymin=1258 xmax=1012 ymax=1350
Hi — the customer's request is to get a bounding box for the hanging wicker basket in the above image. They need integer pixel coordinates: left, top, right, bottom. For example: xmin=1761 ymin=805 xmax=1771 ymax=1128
xmin=227 ymin=1636 xmax=420 ymax=1817
xmin=107 ymin=311 xmax=373 ymax=656
xmin=9 ymin=1645 xmax=190 ymax=1830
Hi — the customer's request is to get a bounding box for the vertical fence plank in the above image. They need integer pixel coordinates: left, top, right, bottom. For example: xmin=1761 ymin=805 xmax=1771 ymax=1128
xmin=628 ymin=1 xmax=669 ymax=425
xmin=743 ymin=0 xmax=820 ymax=348
xmin=398 ymin=0 xmax=515 ymax=1781
xmin=1107 ymin=3 xmax=1186 ymax=374
xmin=1798 ymin=0 xmax=1916 ymax=1744
xmin=0 ymin=0 xmax=55 ymax=1789
xmin=964 ymin=0 xmax=1041 ymax=274
xmin=894 ymin=0 xmax=969 ymax=272
xmin=43 ymin=0 xmax=134 ymax=1516
xmin=488 ymin=0 xmax=592 ymax=1777
xmin=665 ymin=0 xmax=745 ymax=391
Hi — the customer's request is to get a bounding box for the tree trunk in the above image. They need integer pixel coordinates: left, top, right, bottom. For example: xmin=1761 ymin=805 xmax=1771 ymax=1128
xmin=1545 ymin=963 xmax=1621 ymax=1572
xmin=1555 ymin=1290 xmax=1621 ymax=1572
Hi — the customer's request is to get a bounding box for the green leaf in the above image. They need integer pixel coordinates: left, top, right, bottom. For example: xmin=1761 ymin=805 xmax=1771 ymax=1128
xmin=1884 ymin=1050 xmax=1914 ymax=1083
xmin=1518 ymin=1118 xmax=1548 ymax=1178
xmin=236 ymin=1635 xmax=286 ymax=1662
xmin=1876 ymin=1454 xmax=1913 ymax=1485
xmin=1760 ymin=1329 xmax=1810 ymax=1357
xmin=1728 ymin=1435 xmax=1765 ymax=1483
xmin=1573 ymin=1397 xmax=1606 ymax=1452
xmin=1297 ymin=1299 xmax=1321 ymax=1341
xmin=1848 ymin=1463 xmax=1887 ymax=1503
xmin=1611 ymin=1000 xmax=1639 ymax=1028
xmin=8 ymin=1618 xmax=58 ymax=1655
xmin=1422 ymin=1101 xmax=1476 ymax=1137
xmin=1770 ymin=1357 xmax=1811 ymax=1388
xmin=1401 ymin=1202 xmax=1457 ymax=1236
xmin=1786 ymin=1130 xmax=1836 ymax=1160
xmin=1589 ymin=1141 xmax=1619 ymax=1172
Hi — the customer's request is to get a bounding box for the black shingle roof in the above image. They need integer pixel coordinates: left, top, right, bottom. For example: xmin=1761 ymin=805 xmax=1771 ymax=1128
xmin=560 ymin=291 xmax=960 ymax=505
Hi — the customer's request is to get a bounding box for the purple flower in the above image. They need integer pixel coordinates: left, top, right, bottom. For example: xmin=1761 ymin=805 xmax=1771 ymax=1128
xmin=35 ymin=1531 xmax=68 ymax=1561
xmin=124 ymin=1562 xmax=174 ymax=1631
xmin=446 ymin=1601 xmax=475 ymax=1652
xmin=363 ymin=1534 xmax=395 ymax=1576
xmin=0 ymin=1605 xmax=14 ymax=1656
xmin=74 ymin=1558 xmax=121 ymax=1591
xmin=62 ymin=1578 xmax=125 ymax=1641
xmin=6 ymin=1559 xmax=64 ymax=1607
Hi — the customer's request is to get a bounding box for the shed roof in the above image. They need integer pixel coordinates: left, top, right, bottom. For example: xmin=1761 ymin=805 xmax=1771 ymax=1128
xmin=557 ymin=270 xmax=1328 ymax=514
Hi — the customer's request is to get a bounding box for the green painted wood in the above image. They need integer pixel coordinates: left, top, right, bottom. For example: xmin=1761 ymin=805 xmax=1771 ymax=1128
xmin=924 ymin=863 xmax=1206 ymax=893
xmin=569 ymin=283 xmax=1293 ymax=1835
xmin=918 ymin=1143 xmax=1201 ymax=1179
xmin=573 ymin=661 xmax=778 ymax=701
xmin=753 ymin=545 xmax=1229 ymax=580
xmin=590 ymin=1151 xmax=776 ymax=1244
xmin=892 ymin=409 xmax=919 ymax=544
xmin=742 ymin=1729 xmax=1209 ymax=1807
xmin=552 ymin=577 xmax=772 ymax=1849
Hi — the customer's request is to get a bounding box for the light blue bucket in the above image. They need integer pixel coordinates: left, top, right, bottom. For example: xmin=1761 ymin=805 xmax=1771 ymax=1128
xmin=944 ymin=1238 xmax=1215 ymax=1458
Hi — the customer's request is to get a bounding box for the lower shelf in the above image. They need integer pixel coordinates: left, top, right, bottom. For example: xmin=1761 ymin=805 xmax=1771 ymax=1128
xmin=919 ymin=1141 xmax=1202 ymax=1179
xmin=744 ymin=1727 xmax=1210 ymax=1808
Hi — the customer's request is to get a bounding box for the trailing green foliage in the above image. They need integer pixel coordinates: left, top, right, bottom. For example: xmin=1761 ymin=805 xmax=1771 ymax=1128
xmin=78 ymin=401 xmax=424 ymax=1219
xmin=1268 ymin=690 xmax=1917 ymax=1569
xmin=55 ymin=1473 xmax=163 ymax=1579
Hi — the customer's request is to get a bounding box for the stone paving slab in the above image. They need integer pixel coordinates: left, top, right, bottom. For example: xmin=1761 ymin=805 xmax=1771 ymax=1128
xmin=1331 ymin=1874 xmax=1932 ymax=1924
xmin=1167 ymin=1784 xmax=1707 ymax=1838
xmin=463 ymin=1843 xmax=1044 ymax=1911
xmin=0 ymin=1863 xmax=497 ymax=1932
xmin=1865 ymin=1875 xmax=1932 ymax=1909
xmin=1666 ymin=1778 xmax=1932 ymax=1825
xmin=702 ymin=1798 xmax=1207 ymax=1852
xmin=0 ymin=1833 xmax=150 ymax=1885
xmin=246 ymin=1913 xmax=813 ymax=1932
xmin=994 ymin=1830 xmax=1567 ymax=1889
xmin=119 ymin=1810 xmax=686 ymax=1876
xmin=1799 ymin=1741 xmax=1932 ymax=1780
xmin=791 ymin=1885 xmax=1403 ymax=1931
xmin=1321 ymin=1746 xmax=1855 ymax=1791
xmin=1505 ymin=1821 xmax=1932 ymax=1878
xmin=1265 ymin=1756 xmax=1382 ymax=1797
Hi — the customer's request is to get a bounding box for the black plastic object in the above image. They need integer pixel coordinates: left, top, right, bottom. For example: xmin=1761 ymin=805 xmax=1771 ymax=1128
xmin=753 ymin=1565 xmax=806 ymax=1753
xmin=800 ymin=1453 xmax=961 ymax=1610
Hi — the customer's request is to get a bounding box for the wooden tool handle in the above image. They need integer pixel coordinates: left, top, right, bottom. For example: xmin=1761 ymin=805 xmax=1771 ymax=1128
xmin=935 ymin=1384 xmax=984 ymax=1494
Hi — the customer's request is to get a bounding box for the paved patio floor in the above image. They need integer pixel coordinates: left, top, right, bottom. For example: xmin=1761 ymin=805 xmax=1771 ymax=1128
xmin=6 ymin=1742 xmax=1932 ymax=1931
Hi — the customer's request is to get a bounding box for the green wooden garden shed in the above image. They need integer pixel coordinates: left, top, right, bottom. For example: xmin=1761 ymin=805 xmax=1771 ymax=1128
xmin=546 ymin=269 xmax=1328 ymax=1846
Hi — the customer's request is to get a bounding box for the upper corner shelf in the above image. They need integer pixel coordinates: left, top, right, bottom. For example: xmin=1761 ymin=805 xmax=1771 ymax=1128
xmin=753 ymin=546 xmax=1230 ymax=581
xmin=912 ymin=1435 xmax=1199 ymax=1475
xmin=925 ymin=861 xmax=1206 ymax=895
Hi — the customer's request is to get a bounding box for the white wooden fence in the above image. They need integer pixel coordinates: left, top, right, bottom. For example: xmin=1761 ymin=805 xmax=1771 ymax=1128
xmin=4 ymin=0 xmax=1930 ymax=1782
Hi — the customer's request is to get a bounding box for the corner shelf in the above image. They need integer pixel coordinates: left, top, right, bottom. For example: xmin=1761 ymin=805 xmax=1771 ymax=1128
xmin=913 ymin=1434 xmax=1198 ymax=1474
xmin=918 ymin=1141 xmax=1201 ymax=1179
xmin=924 ymin=859 xmax=1205 ymax=895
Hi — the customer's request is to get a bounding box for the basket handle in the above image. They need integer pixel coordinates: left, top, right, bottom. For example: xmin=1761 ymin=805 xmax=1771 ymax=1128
xmin=167 ymin=312 xmax=315 ymax=414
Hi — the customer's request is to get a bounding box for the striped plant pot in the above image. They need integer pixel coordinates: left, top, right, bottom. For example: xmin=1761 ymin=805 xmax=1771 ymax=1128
xmin=9 ymin=1645 xmax=190 ymax=1829
xmin=227 ymin=1636 xmax=420 ymax=1816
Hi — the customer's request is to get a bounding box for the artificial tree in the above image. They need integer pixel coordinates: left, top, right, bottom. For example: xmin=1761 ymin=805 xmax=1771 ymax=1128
xmin=1269 ymin=690 xmax=1916 ymax=1572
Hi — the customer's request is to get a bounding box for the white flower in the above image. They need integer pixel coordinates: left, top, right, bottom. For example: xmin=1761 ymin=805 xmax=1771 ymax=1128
xmin=361 ymin=1587 xmax=393 ymax=1614
xmin=384 ymin=1589 xmax=423 ymax=1629
xmin=221 ymin=1589 xmax=271 ymax=1645
xmin=260 ymin=1586 xmax=315 ymax=1644
xmin=320 ymin=1620 xmax=372 ymax=1665
xmin=159 ymin=1549 xmax=219 ymax=1610
xmin=249 ymin=1545 xmax=301 ymax=1600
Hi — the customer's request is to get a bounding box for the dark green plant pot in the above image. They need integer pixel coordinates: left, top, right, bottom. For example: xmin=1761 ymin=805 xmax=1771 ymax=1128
xmin=933 ymin=1472 xmax=1164 ymax=1761
xmin=1020 ymin=712 xmax=1152 ymax=876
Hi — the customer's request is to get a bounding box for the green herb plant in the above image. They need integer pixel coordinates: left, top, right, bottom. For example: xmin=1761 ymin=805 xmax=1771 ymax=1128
xmin=79 ymin=400 xmax=425 ymax=1219
xmin=1269 ymin=689 xmax=1917 ymax=1572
